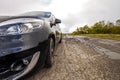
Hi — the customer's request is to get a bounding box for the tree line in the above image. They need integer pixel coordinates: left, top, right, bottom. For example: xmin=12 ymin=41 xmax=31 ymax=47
xmin=72 ymin=19 xmax=120 ymax=35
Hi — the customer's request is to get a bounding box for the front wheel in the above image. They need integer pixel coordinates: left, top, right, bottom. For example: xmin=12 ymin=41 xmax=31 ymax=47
xmin=44 ymin=38 xmax=55 ymax=68
xmin=59 ymin=37 xmax=62 ymax=43
xmin=59 ymin=34 xmax=62 ymax=43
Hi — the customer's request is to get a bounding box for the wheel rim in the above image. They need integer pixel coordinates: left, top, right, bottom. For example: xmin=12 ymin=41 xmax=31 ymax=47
xmin=50 ymin=38 xmax=54 ymax=64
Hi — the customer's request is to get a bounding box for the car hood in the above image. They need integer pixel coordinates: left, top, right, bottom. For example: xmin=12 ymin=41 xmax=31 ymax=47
xmin=0 ymin=16 xmax=43 ymax=26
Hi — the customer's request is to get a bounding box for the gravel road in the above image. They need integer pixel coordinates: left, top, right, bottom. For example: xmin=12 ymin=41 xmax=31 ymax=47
xmin=29 ymin=36 xmax=120 ymax=80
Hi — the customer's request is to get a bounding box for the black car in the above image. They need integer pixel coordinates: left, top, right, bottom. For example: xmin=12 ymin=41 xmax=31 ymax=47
xmin=0 ymin=11 xmax=62 ymax=80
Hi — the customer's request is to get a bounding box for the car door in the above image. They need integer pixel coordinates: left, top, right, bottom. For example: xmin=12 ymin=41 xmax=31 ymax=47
xmin=55 ymin=23 xmax=61 ymax=43
xmin=49 ymin=15 xmax=61 ymax=44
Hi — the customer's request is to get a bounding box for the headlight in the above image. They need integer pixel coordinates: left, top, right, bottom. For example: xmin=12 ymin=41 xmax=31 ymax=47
xmin=0 ymin=22 xmax=43 ymax=35
xmin=7 ymin=24 xmax=29 ymax=34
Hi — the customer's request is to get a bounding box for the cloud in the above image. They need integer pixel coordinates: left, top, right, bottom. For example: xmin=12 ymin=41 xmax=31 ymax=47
xmin=62 ymin=14 xmax=86 ymax=33
xmin=0 ymin=0 xmax=52 ymax=15
xmin=0 ymin=0 xmax=120 ymax=33
xmin=60 ymin=0 xmax=120 ymax=33
xmin=82 ymin=0 xmax=120 ymax=22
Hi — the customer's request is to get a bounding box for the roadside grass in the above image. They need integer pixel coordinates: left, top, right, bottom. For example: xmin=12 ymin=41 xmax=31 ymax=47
xmin=62 ymin=34 xmax=67 ymax=36
xmin=72 ymin=34 xmax=120 ymax=41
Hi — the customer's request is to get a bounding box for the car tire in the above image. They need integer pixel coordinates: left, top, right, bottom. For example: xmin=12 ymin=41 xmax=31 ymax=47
xmin=44 ymin=38 xmax=55 ymax=68
xmin=59 ymin=37 xmax=62 ymax=43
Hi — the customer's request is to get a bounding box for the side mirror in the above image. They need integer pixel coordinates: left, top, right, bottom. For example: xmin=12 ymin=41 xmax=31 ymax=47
xmin=55 ymin=19 xmax=61 ymax=24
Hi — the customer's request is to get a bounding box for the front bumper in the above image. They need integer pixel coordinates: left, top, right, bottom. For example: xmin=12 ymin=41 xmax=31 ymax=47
xmin=0 ymin=34 xmax=49 ymax=80
xmin=0 ymin=32 xmax=41 ymax=57
xmin=0 ymin=51 xmax=40 ymax=80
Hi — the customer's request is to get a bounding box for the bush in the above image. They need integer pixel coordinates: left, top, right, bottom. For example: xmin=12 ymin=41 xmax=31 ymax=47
xmin=72 ymin=20 xmax=120 ymax=34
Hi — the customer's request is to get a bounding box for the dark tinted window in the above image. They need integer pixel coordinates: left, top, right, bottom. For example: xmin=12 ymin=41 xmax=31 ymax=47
xmin=21 ymin=11 xmax=51 ymax=18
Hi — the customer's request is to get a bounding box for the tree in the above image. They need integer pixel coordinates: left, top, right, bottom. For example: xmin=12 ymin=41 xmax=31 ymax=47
xmin=72 ymin=20 xmax=120 ymax=35
xmin=107 ymin=21 xmax=114 ymax=27
xmin=91 ymin=21 xmax=104 ymax=34
xmin=82 ymin=25 xmax=89 ymax=34
xmin=116 ymin=19 xmax=120 ymax=26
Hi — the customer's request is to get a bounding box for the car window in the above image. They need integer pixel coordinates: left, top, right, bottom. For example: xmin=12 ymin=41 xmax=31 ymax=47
xmin=21 ymin=11 xmax=51 ymax=18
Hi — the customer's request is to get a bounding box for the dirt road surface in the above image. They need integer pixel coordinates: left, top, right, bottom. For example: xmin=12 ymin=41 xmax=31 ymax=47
xmin=29 ymin=36 xmax=120 ymax=80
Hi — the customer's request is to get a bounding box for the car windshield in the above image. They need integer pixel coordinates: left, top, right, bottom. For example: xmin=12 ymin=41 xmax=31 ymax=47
xmin=21 ymin=11 xmax=51 ymax=18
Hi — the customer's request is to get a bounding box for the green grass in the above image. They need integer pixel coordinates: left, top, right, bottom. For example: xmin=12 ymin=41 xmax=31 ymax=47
xmin=72 ymin=34 xmax=120 ymax=41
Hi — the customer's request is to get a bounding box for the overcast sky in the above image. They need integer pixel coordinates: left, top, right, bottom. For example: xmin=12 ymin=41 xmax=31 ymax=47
xmin=0 ymin=0 xmax=120 ymax=33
